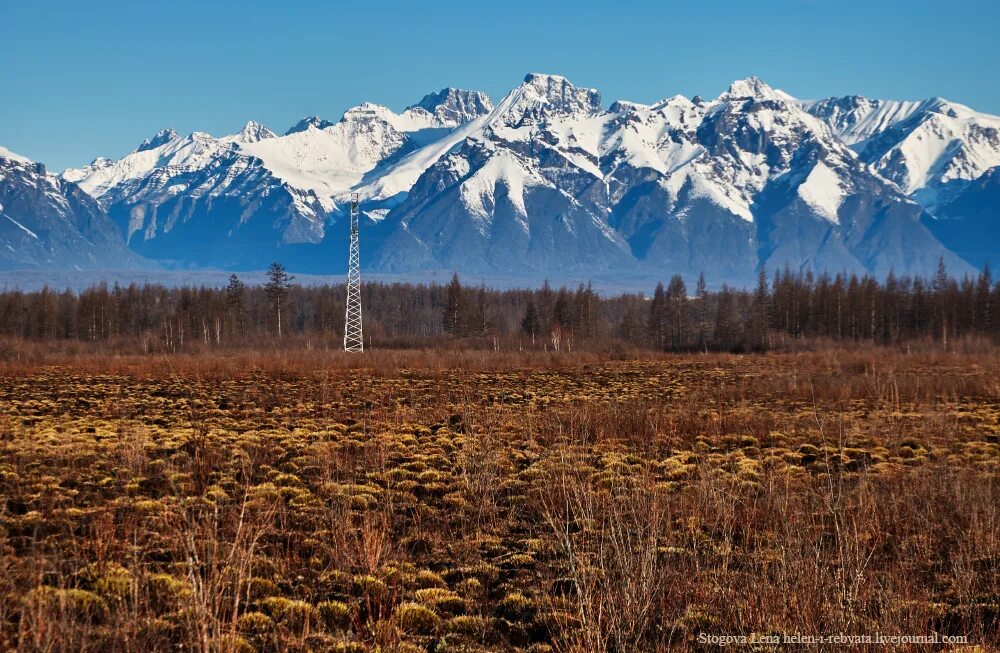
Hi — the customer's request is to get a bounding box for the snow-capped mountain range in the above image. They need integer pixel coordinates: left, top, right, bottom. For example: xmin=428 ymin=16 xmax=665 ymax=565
xmin=2 ymin=73 xmax=998 ymax=283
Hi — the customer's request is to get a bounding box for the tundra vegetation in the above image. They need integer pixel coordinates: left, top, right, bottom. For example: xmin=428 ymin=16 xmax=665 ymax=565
xmin=0 ymin=343 xmax=997 ymax=651
xmin=1 ymin=267 xmax=999 ymax=650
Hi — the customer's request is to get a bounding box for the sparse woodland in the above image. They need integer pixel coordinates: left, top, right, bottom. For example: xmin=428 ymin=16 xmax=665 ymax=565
xmin=0 ymin=260 xmax=998 ymax=357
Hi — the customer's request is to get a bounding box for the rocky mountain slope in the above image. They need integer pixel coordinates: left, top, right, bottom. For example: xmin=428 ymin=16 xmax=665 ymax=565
xmin=0 ymin=147 xmax=147 ymax=271
xmin=806 ymin=95 xmax=1000 ymax=269
xmin=371 ymin=74 xmax=975 ymax=281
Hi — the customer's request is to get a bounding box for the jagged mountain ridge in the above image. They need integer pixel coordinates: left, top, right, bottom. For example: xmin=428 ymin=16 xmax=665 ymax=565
xmin=44 ymin=74 xmax=1000 ymax=282
xmin=0 ymin=148 xmax=148 ymax=271
xmin=372 ymin=74 xmax=975 ymax=280
xmin=805 ymin=94 xmax=1000 ymax=270
xmin=806 ymin=95 xmax=1000 ymax=203
xmin=60 ymin=88 xmax=496 ymax=268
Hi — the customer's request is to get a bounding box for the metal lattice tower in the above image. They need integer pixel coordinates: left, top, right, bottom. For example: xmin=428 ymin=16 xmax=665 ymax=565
xmin=343 ymin=193 xmax=363 ymax=352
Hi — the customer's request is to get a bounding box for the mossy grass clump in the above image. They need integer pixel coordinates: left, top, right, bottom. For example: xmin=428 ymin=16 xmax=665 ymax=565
xmin=415 ymin=587 xmax=466 ymax=615
xmin=351 ymin=574 xmax=389 ymax=600
xmin=237 ymin=611 xmax=274 ymax=634
xmin=330 ymin=643 xmax=369 ymax=653
xmin=447 ymin=614 xmax=491 ymax=638
xmin=24 ymin=586 xmax=109 ymax=622
xmin=318 ymin=600 xmax=352 ymax=631
xmin=412 ymin=567 xmax=444 ymax=589
xmin=146 ymin=573 xmax=191 ymax=605
xmin=395 ymin=601 xmax=441 ymax=635
xmin=260 ymin=596 xmax=318 ymax=630
xmin=79 ymin=562 xmax=133 ymax=600
xmin=496 ymin=591 xmax=534 ymax=622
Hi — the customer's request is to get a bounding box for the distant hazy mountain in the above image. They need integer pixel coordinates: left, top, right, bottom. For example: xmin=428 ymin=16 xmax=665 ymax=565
xmin=10 ymin=73 xmax=997 ymax=284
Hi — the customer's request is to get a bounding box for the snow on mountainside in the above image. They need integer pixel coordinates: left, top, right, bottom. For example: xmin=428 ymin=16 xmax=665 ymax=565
xmin=61 ymin=121 xmax=336 ymax=267
xmin=47 ymin=73 xmax=997 ymax=282
xmin=0 ymin=148 xmax=148 ymax=270
xmin=65 ymin=88 xmax=495 ymax=212
xmin=408 ymin=88 xmax=493 ymax=127
xmin=369 ymin=74 xmax=972 ymax=280
xmin=805 ymin=96 xmax=925 ymax=145
xmin=284 ymin=116 xmax=335 ymax=135
xmin=807 ymin=96 xmax=1000 ymax=200
xmin=56 ymin=87 xmax=497 ymax=268
xmin=807 ymin=95 xmax=1000 ymax=268
xmin=239 ymin=105 xmax=412 ymax=204
xmin=243 ymin=91 xmax=494 ymax=205
xmin=796 ymin=162 xmax=845 ymax=223
xmin=225 ymin=120 xmax=277 ymax=144
xmin=351 ymin=113 xmax=492 ymax=203
xmin=100 ymin=149 xmax=331 ymax=269
xmin=0 ymin=145 xmax=32 ymax=164
xmin=63 ymin=120 xmax=274 ymax=196
xmin=241 ymin=102 xmax=437 ymax=203
xmin=63 ymin=129 xmax=228 ymax=197
xmin=690 ymin=77 xmax=860 ymax=224
xmin=458 ymin=150 xmax=547 ymax=231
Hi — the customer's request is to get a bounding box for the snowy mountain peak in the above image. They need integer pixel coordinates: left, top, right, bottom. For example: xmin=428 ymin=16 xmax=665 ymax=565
xmin=806 ymin=92 xmax=1000 ymax=198
xmin=0 ymin=145 xmax=32 ymax=164
xmin=722 ymin=76 xmax=794 ymax=102
xmin=409 ymin=88 xmax=493 ymax=127
xmin=342 ymin=102 xmax=393 ymax=120
xmin=61 ymin=156 xmax=114 ymax=185
xmin=651 ymin=95 xmax=699 ymax=115
xmin=63 ymin=127 xmax=229 ymax=197
xmin=284 ymin=116 xmax=335 ymax=135
xmin=338 ymin=101 xmax=440 ymax=133
xmin=492 ymin=73 xmax=602 ymax=125
xmin=233 ymin=120 xmax=277 ymax=143
xmin=523 ymin=72 xmax=569 ymax=85
xmin=137 ymin=128 xmax=179 ymax=152
xmin=608 ymin=100 xmax=649 ymax=114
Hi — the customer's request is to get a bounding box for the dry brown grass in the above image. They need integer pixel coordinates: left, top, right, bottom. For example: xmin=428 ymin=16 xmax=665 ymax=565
xmin=0 ymin=347 xmax=997 ymax=651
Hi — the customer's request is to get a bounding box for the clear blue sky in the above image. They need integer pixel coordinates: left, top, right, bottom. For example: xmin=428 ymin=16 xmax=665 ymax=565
xmin=2 ymin=0 xmax=997 ymax=171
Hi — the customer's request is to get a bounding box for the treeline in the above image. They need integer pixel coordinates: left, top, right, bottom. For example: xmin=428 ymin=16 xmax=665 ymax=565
xmin=0 ymin=261 xmax=996 ymax=352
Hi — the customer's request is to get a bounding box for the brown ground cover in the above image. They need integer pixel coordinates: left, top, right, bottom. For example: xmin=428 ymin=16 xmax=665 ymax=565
xmin=1 ymin=349 xmax=997 ymax=651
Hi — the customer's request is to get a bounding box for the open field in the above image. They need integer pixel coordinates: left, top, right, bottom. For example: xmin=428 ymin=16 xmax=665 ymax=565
xmin=1 ymin=349 xmax=998 ymax=651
